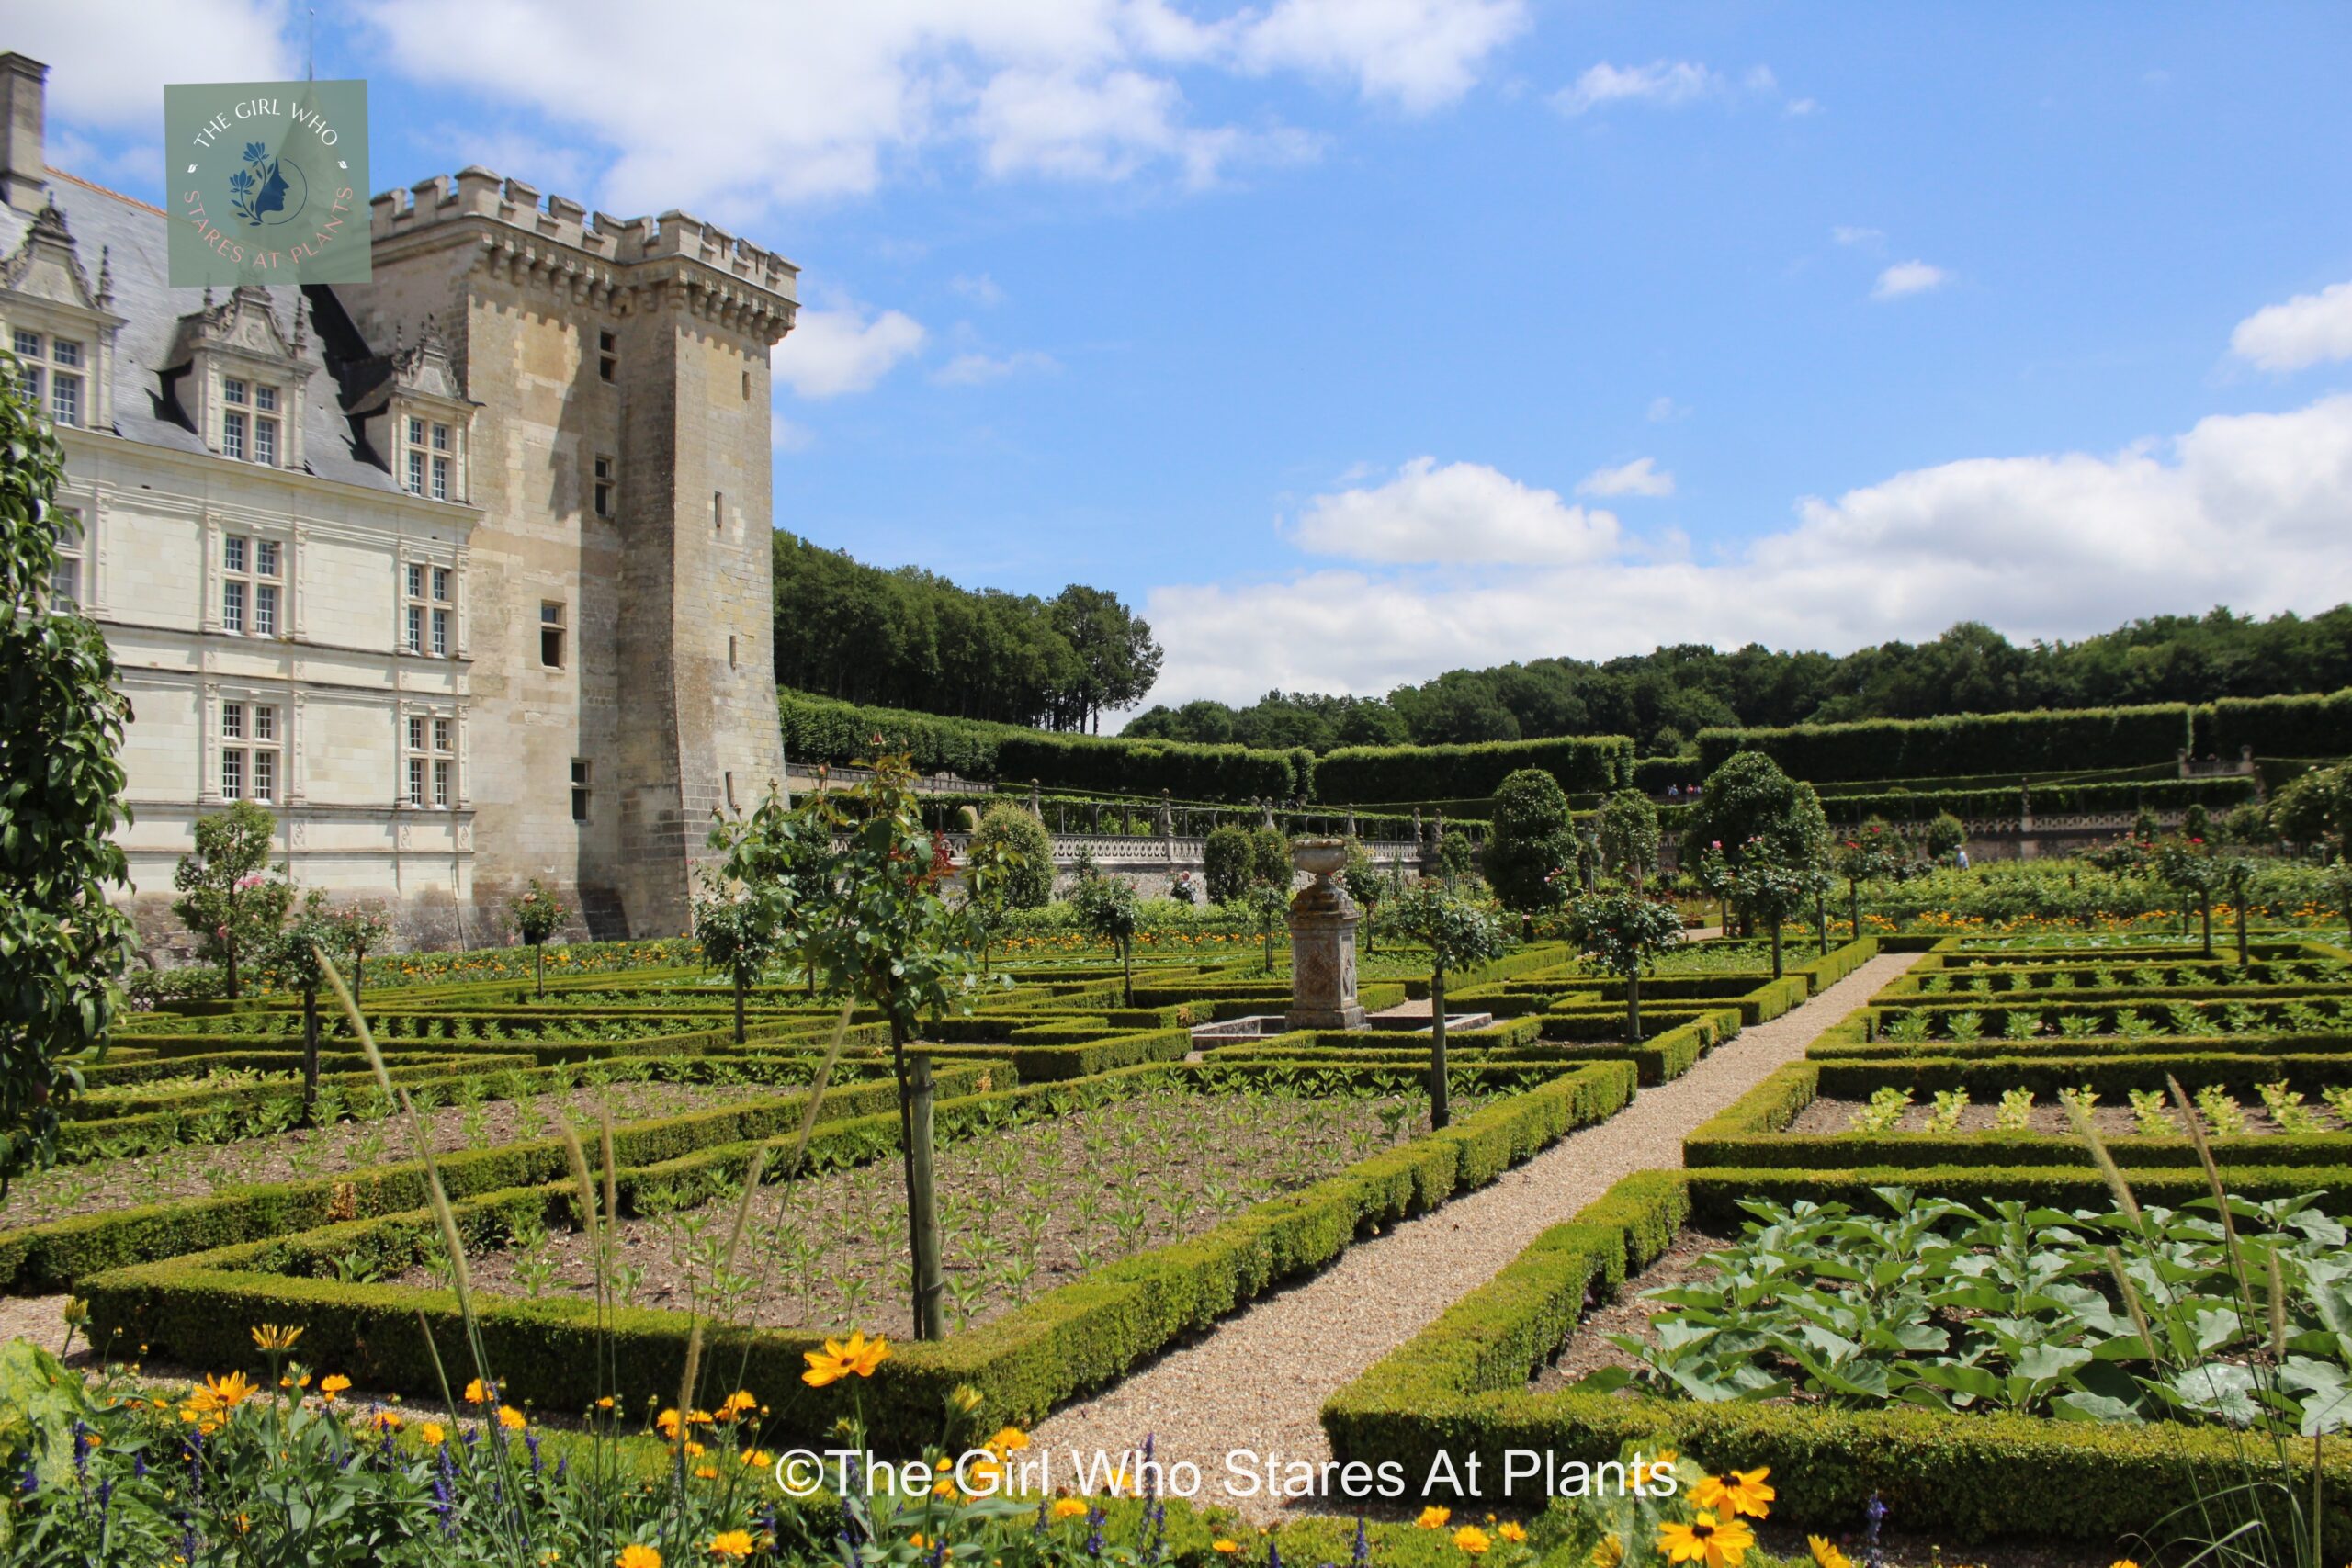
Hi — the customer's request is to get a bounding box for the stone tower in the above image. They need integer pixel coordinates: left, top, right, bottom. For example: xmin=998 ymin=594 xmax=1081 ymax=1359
xmin=345 ymin=170 xmax=796 ymax=938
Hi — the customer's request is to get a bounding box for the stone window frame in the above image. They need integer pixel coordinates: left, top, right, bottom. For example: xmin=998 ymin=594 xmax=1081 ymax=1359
xmin=49 ymin=503 xmax=84 ymax=607
xmin=218 ymin=528 xmax=286 ymax=639
xmin=538 ymin=599 xmax=567 ymax=670
xmin=218 ymin=694 xmax=282 ymax=804
xmin=399 ymin=702 xmax=461 ymax=810
xmin=399 ymin=553 xmax=459 ymax=659
xmin=9 ymin=325 xmax=85 ymax=428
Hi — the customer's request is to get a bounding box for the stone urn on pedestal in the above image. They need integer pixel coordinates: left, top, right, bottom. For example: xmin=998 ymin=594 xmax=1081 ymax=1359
xmin=1285 ymin=837 xmax=1365 ymax=1031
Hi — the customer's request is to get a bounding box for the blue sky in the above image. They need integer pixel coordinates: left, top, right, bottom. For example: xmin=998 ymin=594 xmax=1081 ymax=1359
xmin=21 ymin=2 xmax=2352 ymax=717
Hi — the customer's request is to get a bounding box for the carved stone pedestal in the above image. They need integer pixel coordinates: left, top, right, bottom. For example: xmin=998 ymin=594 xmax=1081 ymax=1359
xmin=1285 ymin=837 xmax=1364 ymax=1031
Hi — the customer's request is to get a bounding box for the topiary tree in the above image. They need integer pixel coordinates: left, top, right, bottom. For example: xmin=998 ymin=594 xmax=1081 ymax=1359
xmin=262 ymin=892 xmax=343 ymax=1115
xmin=0 ymin=354 xmax=138 ymax=1188
xmin=694 ymin=804 xmax=795 ymax=1045
xmin=1387 ymin=882 xmax=1507 ymax=1130
xmin=170 ymin=801 xmax=291 ymax=1001
xmin=1565 ymin=890 xmax=1686 ymax=1043
xmin=1483 ymin=768 xmax=1575 ymax=914
xmin=2273 ymin=765 xmax=2351 ymax=859
xmin=1595 ymin=789 xmax=1660 ymax=889
xmin=1250 ymin=826 xmax=1292 ymax=890
xmin=1242 ymin=879 xmax=1290 ymax=974
xmin=1069 ymin=872 xmax=1142 ymax=1005
xmin=2154 ymin=836 xmax=2224 ymax=960
xmin=322 ymin=900 xmax=393 ymax=1011
xmin=1731 ymin=846 xmax=1811 ymax=980
xmin=508 ymin=879 xmax=567 ymax=998
xmin=1203 ymin=824 xmax=1256 ymax=905
xmin=1834 ymin=820 xmax=1908 ymax=942
xmin=969 ymin=802 xmax=1054 ymax=910
xmin=1923 ymin=812 xmax=1967 ymax=863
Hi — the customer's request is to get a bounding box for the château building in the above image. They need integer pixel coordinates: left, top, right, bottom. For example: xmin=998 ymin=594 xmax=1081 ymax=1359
xmin=0 ymin=53 xmax=795 ymax=953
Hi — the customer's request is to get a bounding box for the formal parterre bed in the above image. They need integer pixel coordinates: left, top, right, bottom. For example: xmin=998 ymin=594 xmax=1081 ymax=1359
xmin=1322 ymin=928 xmax=2352 ymax=1554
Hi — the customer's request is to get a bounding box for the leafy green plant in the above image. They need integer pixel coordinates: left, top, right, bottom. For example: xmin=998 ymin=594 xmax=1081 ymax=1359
xmin=1849 ymin=1086 xmax=1913 ymax=1134
xmin=1994 ymin=1088 xmax=2036 ymax=1134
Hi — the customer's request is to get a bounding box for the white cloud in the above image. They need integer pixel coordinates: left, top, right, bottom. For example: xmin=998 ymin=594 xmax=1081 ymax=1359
xmin=950 ymin=273 xmax=1006 ymax=307
xmin=1551 ymin=60 xmax=1722 ymax=115
xmin=1284 ymin=457 xmax=1620 ymax=565
xmin=770 ymin=413 xmax=815 ymax=452
xmin=2231 ymin=279 xmax=2352 ymax=371
xmin=773 ymin=304 xmax=927 ymax=399
xmin=1577 ymin=457 xmax=1675 ymax=498
xmin=1146 ymin=395 xmax=2352 ymax=704
xmin=1645 ymin=395 xmax=1689 ymax=423
xmin=1872 ymin=260 xmax=1951 ymax=299
xmin=7 ymin=0 xmax=296 ymax=126
xmin=1784 ymin=96 xmax=1819 ymax=116
xmin=1237 ymin=0 xmax=1530 ymax=115
xmin=1832 ymin=224 xmax=1883 ymax=247
xmin=269 ymin=0 xmax=1523 ymax=216
xmin=933 ymin=349 xmax=1060 ymax=386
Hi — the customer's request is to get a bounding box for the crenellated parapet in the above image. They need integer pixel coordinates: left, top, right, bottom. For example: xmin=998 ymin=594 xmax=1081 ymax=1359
xmin=368 ymin=167 xmax=797 ymax=343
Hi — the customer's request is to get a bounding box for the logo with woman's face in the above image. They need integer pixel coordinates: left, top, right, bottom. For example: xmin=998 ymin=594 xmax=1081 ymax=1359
xmin=228 ymin=140 xmax=308 ymax=228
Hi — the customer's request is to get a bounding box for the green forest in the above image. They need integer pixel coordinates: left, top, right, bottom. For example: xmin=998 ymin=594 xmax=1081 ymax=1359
xmin=1125 ymin=606 xmax=2352 ymax=755
xmin=770 ymin=531 xmax=1162 ymax=733
xmin=772 ymin=530 xmax=2352 ymax=758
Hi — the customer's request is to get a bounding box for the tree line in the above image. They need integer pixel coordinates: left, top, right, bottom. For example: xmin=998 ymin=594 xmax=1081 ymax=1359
xmin=771 ymin=532 xmax=1163 ymax=733
xmin=1122 ymin=606 xmax=2352 ymax=756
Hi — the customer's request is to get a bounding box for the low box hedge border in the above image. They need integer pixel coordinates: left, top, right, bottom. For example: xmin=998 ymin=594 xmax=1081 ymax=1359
xmin=83 ymin=1060 xmax=1640 ymax=1455
xmin=1686 ymin=1059 xmax=2352 ymax=1170
xmin=1321 ymin=1167 xmax=2352 ymax=1542
xmin=0 ymin=1064 xmax=1000 ymax=1294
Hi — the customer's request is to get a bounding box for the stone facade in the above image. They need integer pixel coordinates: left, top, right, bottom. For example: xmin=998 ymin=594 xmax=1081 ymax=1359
xmin=0 ymin=54 xmax=795 ymax=953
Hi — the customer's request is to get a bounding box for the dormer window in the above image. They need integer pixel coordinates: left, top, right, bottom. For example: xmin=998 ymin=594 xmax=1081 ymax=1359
xmin=220 ymin=377 xmax=278 ymax=463
xmin=401 ymin=415 xmax=455 ymax=500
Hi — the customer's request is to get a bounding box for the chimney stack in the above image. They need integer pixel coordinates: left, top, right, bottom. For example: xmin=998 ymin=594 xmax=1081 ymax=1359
xmin=0 ymin=54 xmax=49 ymax=214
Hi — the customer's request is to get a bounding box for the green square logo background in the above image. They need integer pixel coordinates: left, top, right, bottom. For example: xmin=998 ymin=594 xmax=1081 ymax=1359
xmin=164 ymin=80 xmax=370 ymax=287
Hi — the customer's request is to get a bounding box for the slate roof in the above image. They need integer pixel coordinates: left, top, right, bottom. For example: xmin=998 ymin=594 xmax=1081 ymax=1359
xmin=0 ymin=167 xmax=402 ymax=494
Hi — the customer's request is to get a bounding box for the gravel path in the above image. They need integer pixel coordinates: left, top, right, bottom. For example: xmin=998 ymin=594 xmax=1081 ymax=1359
xmin=1026 ymin=949 xmax=1919 ymax=1518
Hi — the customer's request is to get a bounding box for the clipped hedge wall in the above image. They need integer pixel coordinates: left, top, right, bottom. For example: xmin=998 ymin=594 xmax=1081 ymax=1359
xmin=1322 ymin=1167 xmax=2352 ymax=1540
xmin=776 ymin=688 xmax=1306 ymax=801
xmin=1315 ymin=736 xmax=1634 ymax=806
xmin=1696 ymin=704 xmax=2196 ymax=784
xmin=2197 ymin=687 xmax=2352 ymax=761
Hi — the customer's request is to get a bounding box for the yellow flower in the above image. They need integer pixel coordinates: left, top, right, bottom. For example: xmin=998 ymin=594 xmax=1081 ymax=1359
xmin=369 ymin=1411 xmax=403 ymax=1434
xmin=252 ymin=1324 xmax=304 ymax=1353
xmin=1590 ymin=1536 xmax=1623 ymax=1568
xmin=1657 ymin=1511 xmax=1755 ymax=1568
xmin=183 ymin=1369 xmax=258 ymax=1429
xmin=499 ymin=1406 xmax=527 ymax=1431
xmin=1418 ymin=1507 xmax=1453 ymax=1530
xmin=1809 ymin=1538 xmax=1852 ymax=1568
xmin=718 ymin=1390 xmax=757 ymax=1420
xmin=987 ymin=1426 xmax=1031 ymax=1455
xmin=802 ymin=1330 xmax=891 ymax=1387
xmin=464 ymin=1378 xmax=494 ymax=1405
xmin=1690 ymin=1468 xmax=1773 ymax=1520
xmin=2109 ymin=1562 xmax=2140 ymax=1568
xmin=1051 ymin=1497 xmax=1090 ymax=1520
xmin=1453 ymin=1527 xmax=1491 ymax=1555
xmin=1497 ymin=1524 xmax=1527 ymax=1545
xmin=419 ymin=1422 xmax=447 ymax=1446
xmin=595 ymin=1396 xmax=617 ymax=1411
xmin=319 ymin=1374 xmax=352 ymax=1403
xmin=684 ymin=1441 xmax=707 ymax=1459
xmin=694 ymin=1465 xmax=719 ymax=1480
xmin=1211 ymin=1542 xmax=1239 ymax=1556
xmin=1632 ymin=1449 xmax=1679 ymax=1487
xmin=616 ymin=1549 xmax=663 ymax=1568
xmin=909 ymin=1536 xmax=932 ymax=1551
xmin=656 ymin=1409 xmax=684 ymax=1439
xmin=742 ymin=1450 xmax=775 ymax=1469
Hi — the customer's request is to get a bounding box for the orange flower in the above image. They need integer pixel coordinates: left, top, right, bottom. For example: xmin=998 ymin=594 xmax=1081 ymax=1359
xmin=616 ymin=1548 xmax=663 ymax=1568
xmin=319 ymin=1374 xmax=352 ymax=1403
xmin=498 ymin=1406 xmax=527 ymax=1431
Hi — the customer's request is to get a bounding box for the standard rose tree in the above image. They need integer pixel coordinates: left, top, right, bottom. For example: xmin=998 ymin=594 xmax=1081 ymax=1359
xmin=1566 ymin=889 xmax=1686 ymax=1043
xmin=170 ymin=800 xmax=292 ymax=1001
xmin=1387 ymin=881 xmax=1508 ymax=1130
xmin=508 ymin=880 xmax=568 ymax=998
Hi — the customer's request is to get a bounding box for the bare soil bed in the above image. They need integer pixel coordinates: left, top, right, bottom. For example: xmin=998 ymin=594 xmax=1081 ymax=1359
xmin=0 ymin=1079 xmax=797 ymax=1229
xmin=403 ymin=1085 xmax=1483 ymax=1338
xmin=1787 ymin=1094 xmax=2347 ymax=1138
xmin=1527 ymin=1227 xmax=1731 ymax=1391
